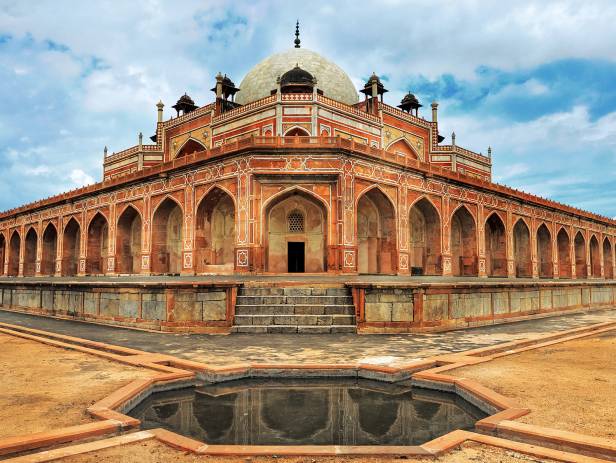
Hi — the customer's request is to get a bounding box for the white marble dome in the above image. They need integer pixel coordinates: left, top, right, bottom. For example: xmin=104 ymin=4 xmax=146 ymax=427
xmin=236 ymin=48 xmax=359 ymax=106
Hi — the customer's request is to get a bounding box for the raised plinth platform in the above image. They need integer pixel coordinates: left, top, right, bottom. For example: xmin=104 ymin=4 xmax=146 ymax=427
xmin=0 ymin=275 xmax=614 ymax=334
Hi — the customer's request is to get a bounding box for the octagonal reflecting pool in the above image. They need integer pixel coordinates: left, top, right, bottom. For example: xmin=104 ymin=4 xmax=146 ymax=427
xmin=129 ymin=378 xmax=486 ymax=446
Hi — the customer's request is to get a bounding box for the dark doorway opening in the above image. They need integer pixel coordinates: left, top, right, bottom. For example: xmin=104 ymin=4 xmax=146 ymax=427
xmin=288 ymin=242 xmax=305 ymax=273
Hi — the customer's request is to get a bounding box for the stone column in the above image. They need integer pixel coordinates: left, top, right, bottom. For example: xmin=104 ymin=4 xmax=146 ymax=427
xmin=55 ymin=217 xmax=64 ymax=277
xmin=441 ymin=195 xmax=452 ymax=276
xmin=78 ymin=209 xmax=87 ymax=276
xmin=531 ymin=217 xmax=539 ymax=279
xmin=477 ymin=203 xmax=487 ymax=277
xmin=397 ymin=184 xmax=409 ymax=275
xmin=341 ymin=165 xmax=357 ymax=273
xmin=35 ymin=220 xmax=42 ymax=276
xmin=181 ymin=180 xmax=195 ymax=275
xmin=506 ymin=209 xmax=515 ymax=277
xmin=570 ymin=226 xmax=576 ymax=279
xmin=18 ymin=224 xmax=25 ymax=277
xmin=106 ymin=202 xmax=117 ymax=275
xmin=585 ymin=230 xmax=591 ymax=279
xmin=599 ymin=232 xmax=605 ymax=278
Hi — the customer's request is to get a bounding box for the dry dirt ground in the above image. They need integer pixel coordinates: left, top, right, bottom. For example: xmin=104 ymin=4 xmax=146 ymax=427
xmin=59 ymin=439 xmax=557 ymax=463
xmin=452 ymin=330 xmax=616 ymax=440
xmin=0 ymin=333 xmax=153 ymax=439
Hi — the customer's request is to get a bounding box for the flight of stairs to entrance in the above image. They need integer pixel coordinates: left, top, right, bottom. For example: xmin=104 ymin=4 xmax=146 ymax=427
xmin=232 ymin=286 xmax=356 ymax=334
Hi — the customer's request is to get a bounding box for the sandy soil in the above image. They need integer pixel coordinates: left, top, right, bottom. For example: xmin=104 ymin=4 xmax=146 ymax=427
xmin=452 ymin=330 xmax=616 ymax=439
xmin=0 ymin=333 xmax=153 ymax=439
xmin=60 ymin=439 xmax=556 ymax=463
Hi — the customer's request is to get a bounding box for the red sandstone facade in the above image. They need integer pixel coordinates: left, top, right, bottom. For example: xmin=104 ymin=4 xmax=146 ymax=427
xmin=0 ymin=48 xmax=615 ymax=282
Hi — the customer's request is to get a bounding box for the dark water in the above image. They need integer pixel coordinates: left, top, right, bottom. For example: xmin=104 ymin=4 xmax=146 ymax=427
xmin=129 ymin=378 xmax=486 ymax=446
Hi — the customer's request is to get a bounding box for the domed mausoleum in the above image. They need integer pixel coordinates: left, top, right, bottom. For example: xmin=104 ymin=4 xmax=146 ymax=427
xmin=1 ymin=24 xmax=615 ymax=334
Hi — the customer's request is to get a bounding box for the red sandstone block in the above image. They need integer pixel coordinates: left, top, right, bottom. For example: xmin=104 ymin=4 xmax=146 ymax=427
xmin=455 ymin=378 xmax=520 ymax=410
xmin=151 ymin=428 xmax=208 ymax=453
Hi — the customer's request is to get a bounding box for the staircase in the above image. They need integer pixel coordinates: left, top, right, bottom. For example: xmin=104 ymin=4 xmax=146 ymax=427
xmin=232 ymin=286 xmax=356 ymax=334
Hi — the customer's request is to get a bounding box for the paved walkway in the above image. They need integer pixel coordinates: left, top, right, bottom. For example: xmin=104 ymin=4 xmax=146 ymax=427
xmin=0 ymin=309 xmax=614 ymax=366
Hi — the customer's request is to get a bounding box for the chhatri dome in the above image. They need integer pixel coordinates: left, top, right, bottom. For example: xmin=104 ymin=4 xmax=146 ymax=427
xmin=236 ymin=23 xmax=358 ymax=106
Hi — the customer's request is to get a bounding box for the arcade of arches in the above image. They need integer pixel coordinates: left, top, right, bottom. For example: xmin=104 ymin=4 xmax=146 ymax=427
xmin=1 ymin=189 xmax=615 ymax=280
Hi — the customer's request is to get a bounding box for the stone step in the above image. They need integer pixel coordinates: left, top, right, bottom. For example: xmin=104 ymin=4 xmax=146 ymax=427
xmin=235 ymin=304 xmax=355 ymax=316
xmin=239 ymin=287 xmax=348 ymax=297
xmin=231 ymin=325 xmax=357 ymax=334
xmin=234 ymin=314 xmax=356 ymax=326
xmin=236 ymin=295 xmax=353 ymax=305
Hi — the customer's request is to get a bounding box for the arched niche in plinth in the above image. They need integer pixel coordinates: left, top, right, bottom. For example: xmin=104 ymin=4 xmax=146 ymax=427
xmin=557 ymin=228 xmax=571 ymax=278
xmin=86 ymin=212 xmax=109 ymax=275
xmin=450 ymin=205 xmax=477 ymax=277
xmin=603 ymin=237 xmax=613 ymax=279
xmin=23 ymin=227 xmax=37 ymax=277
xmin=357 ymin=187 xmax=397 ymax=274
xmin=589 ymin=235 xmax=601 ymax=277
xmin=264 ymin=189 xmax=327 ymax=273
xmin=151 ymin=197 xmax=183 ymax=275
xmin=8 ymin=230 xmax=20 ymax=277
xmin=116 ymin=206 xmax=142 ymax=274
xmin=41 ymin=223 xmax=57 ymax=276
xmin=62 ymin=218 xmax=81 ymax=277
xmin=0 ymin=234 xmax=5 ymax=276
xmin=513 ymin=219 xmax=531 ymax=278
xmin=409 ymin=197 xmax=441 ymax=275
xmin=485 ymin=212 xmax=507 ymax=277
xmin=574 ymin=231 xmax=587 ymax=278
xmin=537 ymin=224 xmax=553 ymax=278
xmin=195 ymin=187 xmax=236 ymax=274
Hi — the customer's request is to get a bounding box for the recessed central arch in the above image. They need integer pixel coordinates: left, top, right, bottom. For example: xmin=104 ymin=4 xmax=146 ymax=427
xmin=264 ymin=188 xmax=327 ymax=273
xmin=409 ymin=197 xmax=441 ymax=275
xmin=86 ymin=212 xmax=109 ymax=275
xmin=513 ymin=219 xmax=531 ymax=278
xmin=8 ymin=231 xmax=20 ymax=277
xmin=450 ymin=205 xmax=477 ymax=276
xmin=574 ymin=231 xmax=587 ymax=278
xmin=357 ymin=187 xmax=397 ymax=274
xmin=62 ymin=218 xmax=81 ymax=276
xmin=151 ymin=197 xmax=184 ymax=274
xmin=537 ymin=224 xmax=553 ymax=278
xmin=116 ymin=206 xmax=142 ymax=274
xmin=24 ymin=227 xmax=37 ymax=277
xmin=41 ymin=223 xmax=58 ymax=276
xmin=386 ymin=138 xmax=419 ymax=160
xmin=195 ymin=187 xmax=236 ymax=273
xmin=284 ymin=126 xmax=310 ymax=137
xmin=589 ymin=235 xmax=600 ymax=277
xmin=175 ymin=138 xmax=207 ymax=159
xmin=485 ymin=213 xmax=507 ymax=277
xmin=557 ymin=228 xmax=572 ymax=278
xmin=603 ymin=238 xmax=613 ymax=279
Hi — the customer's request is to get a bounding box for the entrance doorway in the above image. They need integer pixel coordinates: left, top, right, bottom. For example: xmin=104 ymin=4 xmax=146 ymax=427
xmin=288 ymin=242 xmax=305 ymax=272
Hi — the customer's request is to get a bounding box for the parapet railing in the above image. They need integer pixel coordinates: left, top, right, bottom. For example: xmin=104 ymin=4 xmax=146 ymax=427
xmin=1 ymin=136 xmax=614 ymax=227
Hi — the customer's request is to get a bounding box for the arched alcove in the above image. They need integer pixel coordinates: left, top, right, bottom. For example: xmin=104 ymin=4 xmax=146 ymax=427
xmin=589 ymin=235 xmax=600 ymax=277
xmin=409 ymin=198 xmax=441 ymax=275
xmin=450 ymin=206 xmax=477 ymax=276
xmin=574 ymin=232 xmax=587 ymax=278
xmin=62 ymin=218 xmax=81 ymax=276
xmin=603 ymin=238 xmax=613 ymax=279
xmin=8 ymin=231 xmax=20 ymax=277
xmin=176 ymin=139 xmax=206 ymax=159
xmin=284 ymin=127 xmax=310 ymax=137
xmin=513 ymin=219 xmax=531 ymax=277
xmin=151 ymin=198 xmax=183 ymax=274
xmin=265 ymin=190 xmax=327 ymax=273
xmin=0 ymin=234 xmax=5 ymax=276
xmin=387 ymin=139 xmax=418 ymax=159
xmin=195 ymin=188 xmax=235 ymax=273
xmin=87 ymin=213 xmax=109 ymax=275
xmin=116 ymin=206 xmax=142 ymax=274
xmin=41 ymin=224 xmax=58 ymax=276
xmin=485 ymin=213 xmax=506 ymax=277
xmin=357 ymin=188 xmax=396 ymax=274
xmin=23 ymin=228 xmax=37 ymax=277
xmin=537 ymin=224 xmax=553 ymax=278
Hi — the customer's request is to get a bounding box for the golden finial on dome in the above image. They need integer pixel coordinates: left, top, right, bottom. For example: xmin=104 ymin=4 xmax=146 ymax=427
xmin=294 ymin=20 xmax=301 ymax=48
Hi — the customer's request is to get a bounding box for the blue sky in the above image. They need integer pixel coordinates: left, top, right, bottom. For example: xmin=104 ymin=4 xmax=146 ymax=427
xmin=1 ymin=1 xmax=616 ymax=217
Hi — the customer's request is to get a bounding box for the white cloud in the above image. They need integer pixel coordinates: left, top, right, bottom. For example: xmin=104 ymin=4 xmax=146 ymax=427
xmin=68 ymin=169 xmax=94 ymax=186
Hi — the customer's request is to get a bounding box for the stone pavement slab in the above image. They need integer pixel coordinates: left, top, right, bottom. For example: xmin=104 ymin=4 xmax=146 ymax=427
xmin=0 ymin=308 xmax=613 ymax=367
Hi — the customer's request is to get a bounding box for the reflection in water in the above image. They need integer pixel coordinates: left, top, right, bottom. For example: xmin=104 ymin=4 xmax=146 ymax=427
xmin=129 ymin=378 xmax=486 ymax=446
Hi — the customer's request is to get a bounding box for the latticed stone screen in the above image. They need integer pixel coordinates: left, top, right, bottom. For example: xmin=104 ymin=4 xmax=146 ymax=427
xmin=287 ymin=211 xmax=305 ymax=233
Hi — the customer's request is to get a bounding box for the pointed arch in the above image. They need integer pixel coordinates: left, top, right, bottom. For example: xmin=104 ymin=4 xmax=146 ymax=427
xmin=589 ymin=234 xmax=600 ymax=277
xmin=86 ymin=212 xmax=109 ymax=275
xmin=386 ymin=137 xmax=419 ymax=160
xmin=41 ymin=222 xmax=58 ymax=276
xmin=574 ymin=231 xmax=587 ymax=278
xmin=175 ymin=138 xmax=207 ymax=159
xmin=536 ymin=223 xmax=553 ymax=278
xmin=409 ymin=197 xmax=441 ymax=275
xmin=513 ymin=218 xmax=531 ymax=277
xmin=450 ymin=205 xmax=477 ymax=276
xmin=151 ymin=197 xmax=183 ymax=274
xmin=24 ymin=227 xmax=38 ymax=277
xmin=485 ymin=212 xmax=507 ymax=277
xmin=116 ymin=205 xmax=143 ymax=274
xmin=264 ymin=187 xmax=328 ymax=273
xmin=0 ymin=233 xmax=5 ymax=276
xmin=195 ymin=186 xmax=236 ymax=273
xmin=556 ymin=227 xmax=571 ymax=278
xmin=284 ymin=126 xmax=310 ymax=137
xmin=62 ymin=218 xmax=81 ymax=276
xmin=357 ymin=187 xmax=397 ymax=274
xmin=8 ymin=230 xmax=20 ymax=277
xmin=603 ymin=237 xmax=614 ymax=279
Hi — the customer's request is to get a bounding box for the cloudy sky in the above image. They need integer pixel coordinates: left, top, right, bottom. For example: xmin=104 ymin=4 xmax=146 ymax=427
xmin=1 ymin=1 xmax=616 ymax=217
